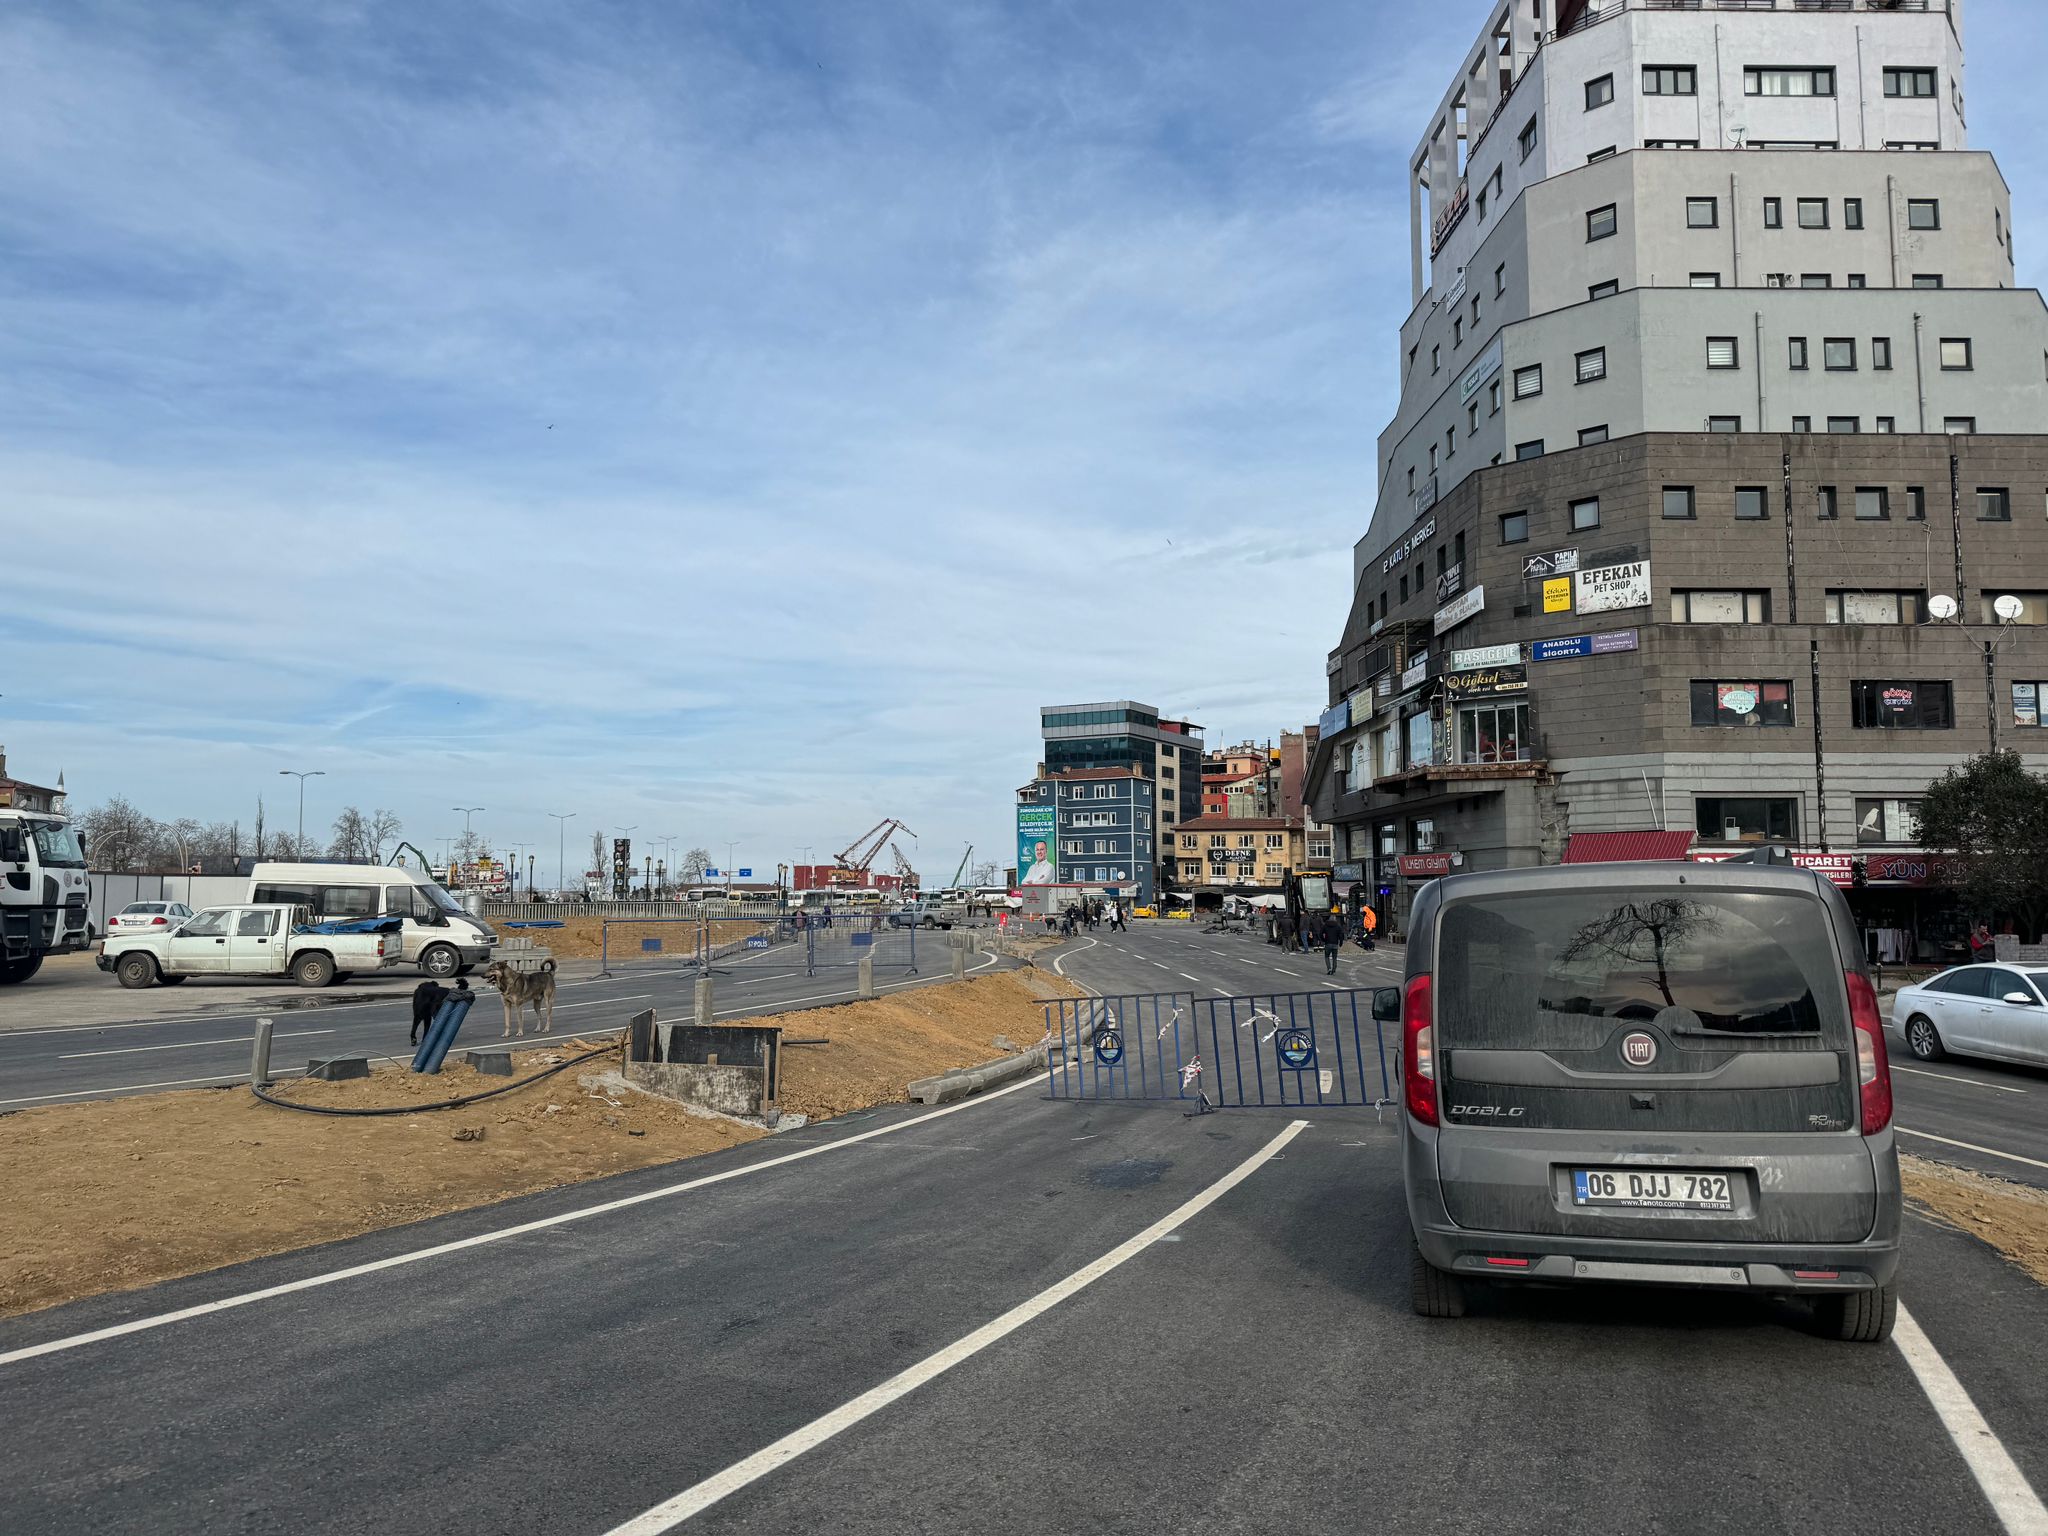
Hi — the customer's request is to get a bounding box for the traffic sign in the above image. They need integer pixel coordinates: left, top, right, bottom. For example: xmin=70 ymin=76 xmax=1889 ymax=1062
xmin=738 ymin=868 xmax=753 ymax=878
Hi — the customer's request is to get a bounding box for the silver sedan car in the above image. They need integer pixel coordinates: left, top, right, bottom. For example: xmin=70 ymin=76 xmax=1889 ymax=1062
xmin=1891 ymin=964 xmax=2048 ymax=1066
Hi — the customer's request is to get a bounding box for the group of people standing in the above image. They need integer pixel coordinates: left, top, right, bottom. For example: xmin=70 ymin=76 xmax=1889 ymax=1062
xmin=1276 ymin=904 xmax=1378 ymax=973
xmin=1059 ymin=899 xmax=1126 ymax=937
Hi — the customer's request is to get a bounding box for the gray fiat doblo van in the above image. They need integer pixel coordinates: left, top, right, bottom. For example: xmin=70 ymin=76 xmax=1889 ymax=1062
xmin=1391 ymin=861 xmax=1901 ymax=1340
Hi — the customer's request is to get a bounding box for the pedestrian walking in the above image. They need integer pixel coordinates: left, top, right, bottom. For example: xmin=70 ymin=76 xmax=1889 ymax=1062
xmin=1321 ymin=910 xmax=1342 ymax=975
xmin=1296 ymin=909 xmax=1313 ymax=954
xmin=1359 ymin=902 xmax=1378 ymax=951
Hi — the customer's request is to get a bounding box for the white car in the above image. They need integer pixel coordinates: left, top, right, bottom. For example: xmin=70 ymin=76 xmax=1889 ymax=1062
xmin=108 ymin=901 xmax=194 ymax=935
xmin=1890 ymin=964 xmax=2048 ymax=1066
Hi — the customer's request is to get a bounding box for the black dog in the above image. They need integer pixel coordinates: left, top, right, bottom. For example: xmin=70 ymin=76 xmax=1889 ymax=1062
xmin=411 ymin=979 xmax=449 ymax=1046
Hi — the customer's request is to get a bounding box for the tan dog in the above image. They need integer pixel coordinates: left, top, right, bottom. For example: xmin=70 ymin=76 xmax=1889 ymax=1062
xmin=482 ymin=957 xmax=557 ymax=1038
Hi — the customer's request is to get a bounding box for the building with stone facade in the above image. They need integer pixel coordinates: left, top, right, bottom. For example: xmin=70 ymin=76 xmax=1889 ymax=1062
xmin=1306 ymin=0 xmax=2048 ymax=962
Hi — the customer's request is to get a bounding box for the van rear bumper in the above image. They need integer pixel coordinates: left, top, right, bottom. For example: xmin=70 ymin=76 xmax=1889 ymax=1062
xmin=1412 ymin=1218 xmax=1900 ymax=1291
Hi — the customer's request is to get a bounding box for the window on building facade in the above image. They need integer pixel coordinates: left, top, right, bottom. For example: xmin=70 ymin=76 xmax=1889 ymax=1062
xmin=1908 ymin=199 xmax=1941 ymax=230
xmin=1845 ymin=198 xmax=1864 ymax=230
xmin=1746 ymin=68 xmax=1835 ymax=98
xmin=1708 ymin=415 xmax=1742 ymax=432
xmin=1662 ymin=486 xmax=1696 ymax=519
xmin=1736 ymin=486 xmax=1768 ymax=520
xmin=1587 ymin=146 xmax=1617 ymax=163
xmin=1687 ymin=196 xmax=1718 ymax=228
xmin=1824 ymin=337 xmax=1856 ymax=371
xmin=1847 ymin=273 xmax=1866 ymax=288
xmin=1644 ymin=65 xmax=1696 ymax=96
xmin=1914 ymin=274 xmax=1944 ymax=289
xmin=1854 ymin=487 xmax=1890 ymax=520
xmin=1519 ymin=117 xmax=1538 ymax=159
xmin=1887 ymin=141 xmax=1940 ymax=152
xmin=1907 ymin=486 xmax=1927 ymax=521
xmin=1792 ymin=416 xmax=1812 ymax=433
xmin=1500 ymin=510 xmax=1529 ymax=545
xmin=1431 ymin=344 xmax=1441 ymax=372
xmin=1797 ymin=198 xmax=1829 ymax=229
xmin=1856 ymin=799 xmax=1924 ymax=844
xmin=1691 ymin=273 xmax=1721 ymax=287
xmin=1707 ymin=336 xmax=1739 ymax=368
xmin=1576 ymin=347 xmax=1606 ymax=383
xmin=1945 ymin=417 xmax=1976 ymax=434
xmin=1885 ymin=67 xmax=1937 ymax=98
xmin=1570 ymin=496 xmax=1600 ymax=531
xmin=1489 ymin=379 xmax=1503 ymax=414
xmin=1852 ymin=681 xmax=1954 ymax=730
xmin=1789 ymin=336 xmax=1809 ymax=370
xmin=1585 ymin=73 xmax=1615 ymax=109
xmin=1496 ymin=262 xmax=1507 ymax=297
xmin=1645 ymin=138 xmax=1700 ymax=150
xmin=1589 ymin=279 xmax=1620 ymax=300
xmin=1826 ymin=417 xmax=1860 ymax=434
xmin=1826 ymin=590 xmax=1923 ymax=624
xmin=1587 ymin=204 xmax=1617 ymax=241
xmin=1698 ymin=797 xmax=1799 ymax=843
xmin=2017 ymin=683 xmax=2048 ymax=729
xmin=1691 ymin=681 xmax=1794 ymax=728
xmin=1982 ymin=591 xmax=2048 ymax=624
xmin=1801 ymin=274 xmax=1832 ymax=288
xmin=1873 ymin=336 xmax=1892 ymax=370
xmin=1764 ymin=197 xmax=1782 ymax=229
xmin=1515 ymin=439 xmax=1545 ymax=461
xmin=1264 ymin=833 xmax=1284 ymax=850
xmin=1818 ymin=485 xmax=1839 ymax=518
xmin=1941 ymin=338 xmax=1973 ymax=370
xmin=1876 ymin=417 xmax=1896 ymax=434
xmin=1458 ymin=701 xmax=1530 ymax=765
xmin=1978 ymin=488 xmax=2013 ymax=522
xmin=1514 ymin=363 xmax=1543 ymax=398
xmin=1579 ymin=424 xmax=1609 ymax=446
xmin=1672 ymin=589 xmax=1770 ymax=623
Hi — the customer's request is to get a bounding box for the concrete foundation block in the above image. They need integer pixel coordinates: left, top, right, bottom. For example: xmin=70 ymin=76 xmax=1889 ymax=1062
xmin=305 ymin=1056 xmax=370 ymax=1082
xmin=463 ymin=1049 xmax=517 ymax=1076
xmin=694 ymin=977 xmax=714 ymax=1028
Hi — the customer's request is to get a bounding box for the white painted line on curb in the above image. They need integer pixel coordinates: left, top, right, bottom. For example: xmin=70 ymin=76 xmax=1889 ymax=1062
xmin=1897 ymin=1128 xmax=2048 ymax=1172
xmin=599 ymin=1119 xmax=1312 ymax=1534
xmin=60 ymin=1029 xmax=334 ymax=1060
xmin=1892 ymin=1065 xmax=2026 ymax=1094
xmin=1894 ymin=1303 xmax=2048 ymax=1535
xmin=0 ymin=1061 xmax=1048 ymax=1370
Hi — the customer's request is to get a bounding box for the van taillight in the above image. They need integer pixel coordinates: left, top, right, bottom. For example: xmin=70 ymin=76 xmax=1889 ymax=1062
xmin=1845 ymin=970 xmax=1891 ymax=1135
xmin=1404 ymin=974 xmax=1437 ymax=1126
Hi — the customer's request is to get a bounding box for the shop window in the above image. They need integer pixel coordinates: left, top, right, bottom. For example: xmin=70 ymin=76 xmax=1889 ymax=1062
xmin=1689 ymin=681 xmax=1794 ymax=728
xmin=1826 ymin=590 xmax=1923 ymax=624
xmin=1696 ymin=797 xmax=1798 ymax=843
xmin=1850 ymin=680 xmax=1954 ymax=730
xmin=1457 ymin=701 xmax=1531 ymax=765
xmin=1855 ymin=799 xmax=1923 ymax=845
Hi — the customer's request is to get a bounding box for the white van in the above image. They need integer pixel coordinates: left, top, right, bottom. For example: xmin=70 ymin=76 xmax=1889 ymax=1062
xmin=245 ymin=862 xmax=497 ymax=979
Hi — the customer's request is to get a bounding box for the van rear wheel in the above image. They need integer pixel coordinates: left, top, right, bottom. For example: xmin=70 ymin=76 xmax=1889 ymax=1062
xmin=1815 ymin=1283 xmax=1897 ymax=1343
xmin=421 ymin=944 xmax=459 ymax=979
xmin=1411 ymin=1241 xmax=1467 ymax=1319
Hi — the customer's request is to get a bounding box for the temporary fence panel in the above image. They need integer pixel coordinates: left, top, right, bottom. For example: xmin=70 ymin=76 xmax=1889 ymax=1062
xmin=799 ymin=914 xmax=918 ymax=976
xmin=1044 ymin=989 xmax=1393 ymax=1110
xmin=594 ymin=916 xmax=797 ymax=977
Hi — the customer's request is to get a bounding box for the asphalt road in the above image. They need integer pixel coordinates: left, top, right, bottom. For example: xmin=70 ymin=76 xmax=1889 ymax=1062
xmin=2 ymin=922 xmax=2045 ymax=1535
xmin=0 ymin=934 xmax=1006 ymax=1110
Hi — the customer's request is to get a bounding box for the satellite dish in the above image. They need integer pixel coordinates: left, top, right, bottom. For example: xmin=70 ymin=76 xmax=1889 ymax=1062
xmin=1929 ymin=595 xmax=1960 ymax=621
xmin=1995 ymin=594 xmax=2025 ymax=622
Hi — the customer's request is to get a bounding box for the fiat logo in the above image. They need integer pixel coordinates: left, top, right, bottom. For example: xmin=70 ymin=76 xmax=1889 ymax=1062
xmin=1621 ymin=1032 xmax=1658 ymax=1068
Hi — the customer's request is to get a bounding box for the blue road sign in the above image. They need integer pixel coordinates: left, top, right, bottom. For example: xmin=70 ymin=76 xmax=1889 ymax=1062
xmin=738 ymin=868 xmax=753 ymax=878
xmin=704 ymin=867 xmax=720 ymax=877
xmin=745 ymin=936 xmax=770 ymax=949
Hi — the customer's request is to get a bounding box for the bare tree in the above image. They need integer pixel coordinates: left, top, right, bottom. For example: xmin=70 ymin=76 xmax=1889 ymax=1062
xmin=253 ymin=796 xmax=266 ymax=861
xmin=367 ymin=809 xmax=403 ymax=865
xmin=590 ymin=829 xmax=606 ymax=883
xmin=79 ymin=798 xmax=157 ymax=872
xmin=164 ymin=818 xmax=203 ymax=872
xmin=329 ymin=806 xmax=371 ymax=864
xmin=679 ymin=846 xmax=710 ymax=884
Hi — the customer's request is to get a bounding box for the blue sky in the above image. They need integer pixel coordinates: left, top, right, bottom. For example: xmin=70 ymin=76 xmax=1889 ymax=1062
xmin=5 ymin=0 xmax=2044 ymax=883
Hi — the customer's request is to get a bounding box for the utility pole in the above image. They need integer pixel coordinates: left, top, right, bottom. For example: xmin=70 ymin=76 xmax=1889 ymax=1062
xmin=549 ymin=811 xmax=576 ymax=897
xmin=278 ymin=769 xmax=324 ymax=853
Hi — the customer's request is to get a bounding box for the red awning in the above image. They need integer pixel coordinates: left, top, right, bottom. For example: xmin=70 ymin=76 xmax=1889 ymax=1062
xmin=1560 ymin=831 xmax=1698 ymax=865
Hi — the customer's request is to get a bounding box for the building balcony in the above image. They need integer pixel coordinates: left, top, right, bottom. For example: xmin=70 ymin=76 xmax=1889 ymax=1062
xmin=1560 ymin=0 xmax=1938 ymax=40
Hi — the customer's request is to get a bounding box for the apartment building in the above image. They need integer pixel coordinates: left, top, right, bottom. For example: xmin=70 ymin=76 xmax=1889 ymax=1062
xmin=1308 ymin=0 xmax=2048 ymax=961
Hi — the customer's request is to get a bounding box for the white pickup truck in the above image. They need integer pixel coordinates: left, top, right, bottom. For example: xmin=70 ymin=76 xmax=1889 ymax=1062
xmin=97 ymin=904 xmax=405 ymax=989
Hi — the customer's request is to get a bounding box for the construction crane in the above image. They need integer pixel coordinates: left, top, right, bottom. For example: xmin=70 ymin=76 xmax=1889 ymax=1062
xmin=948 ymin=844 xmax=973 ymax=890
xmin=833 ymin=818 xmax=917 ymax=886
xmin=889 ymin=843 xmax=918 ymax=891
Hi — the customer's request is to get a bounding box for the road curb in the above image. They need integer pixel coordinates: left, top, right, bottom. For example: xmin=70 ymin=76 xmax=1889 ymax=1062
xmin=907 ymin=1044 xmax=1047 ymax=1106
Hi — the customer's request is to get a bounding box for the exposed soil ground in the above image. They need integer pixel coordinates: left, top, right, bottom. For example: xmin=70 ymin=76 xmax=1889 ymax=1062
xmin=1903 ymin=1154 xmax=2048 ymax=1286
xmin=0 ymin=970 xmax=1080 ymax=1319
xmin=490 ymin=915 xmax=779 ymax=960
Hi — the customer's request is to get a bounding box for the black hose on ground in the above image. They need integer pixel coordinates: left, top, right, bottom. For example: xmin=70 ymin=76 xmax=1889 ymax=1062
xmin=249 ymin=1038 xmax=622 ymax=1117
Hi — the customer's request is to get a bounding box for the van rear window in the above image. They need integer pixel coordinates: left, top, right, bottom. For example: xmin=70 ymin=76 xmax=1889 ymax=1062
xmin=1438 ymin=887 xmax=1849 ymax=1049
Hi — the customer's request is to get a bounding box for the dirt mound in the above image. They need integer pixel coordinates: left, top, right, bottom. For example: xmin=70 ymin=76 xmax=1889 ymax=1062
xmin=1903 ymin=1154 xmax=2048 ymax=1286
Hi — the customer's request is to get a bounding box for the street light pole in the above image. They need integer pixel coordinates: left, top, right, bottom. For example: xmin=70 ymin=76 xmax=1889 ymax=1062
xmin=279 ymin=770 xmax=325 ymax=853
xmin=549 ymin=812 xmax=576 ymax=897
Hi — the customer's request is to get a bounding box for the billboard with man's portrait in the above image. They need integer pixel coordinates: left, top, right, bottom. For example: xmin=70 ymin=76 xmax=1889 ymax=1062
xmin=1017 ymin=805 xmax=1057 ymax=885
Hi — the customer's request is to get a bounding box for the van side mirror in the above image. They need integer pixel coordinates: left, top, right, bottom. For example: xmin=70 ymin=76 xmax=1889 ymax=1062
xmin=1372 ymin=986 xmax=1402 ymax=1023
xmin=0 ymin=830 xmax=23 ymax=864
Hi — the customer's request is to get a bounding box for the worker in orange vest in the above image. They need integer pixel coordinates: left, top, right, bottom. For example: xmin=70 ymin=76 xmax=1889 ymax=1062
xmin=1358 ymin=902 xmax=1378 ymax=951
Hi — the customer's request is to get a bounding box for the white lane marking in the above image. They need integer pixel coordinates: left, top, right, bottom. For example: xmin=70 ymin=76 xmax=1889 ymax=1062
xmin=1894 ymin=1303 xmax=2048 ymax=1535
xmin=0 ymin=1069 xmax=307 ymax=1107
xmin=551 ymin=994 xmax=653 ymax=1013
xmin=1321 ymin=983 xmax=1343 ymax=990
xmin=599 ymin=1119 xmax=1312 ymax=1534
xmin=1893 ymin=1065 xmax=2026 ymax=1094
xmin=1897 ymin=1128 xmax=2048 ymax=1173
xmin=1051 ymin=939 xmax=1098 ymax=978
xmin=1151 ymin=962 xmax=1172 ymax=970
xmin=59 ymin=1029 xmax=333 ymax=1060
xmin=1178 ymin=974 xmax=1201 ymax=982
xmin=707 ymin=952 xmax=1000 ymax=1022
xmin=0 ymin=1059 xmax=1049 ymax=1369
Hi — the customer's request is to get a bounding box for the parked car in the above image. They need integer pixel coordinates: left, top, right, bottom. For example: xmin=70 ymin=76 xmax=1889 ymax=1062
xmin=1392 ymin=862 xmax=1900 ymax=1342
xmin=98 ymin=904 xmax=405 ymax=989
xmin=245 ymin=862 xmax=495 ymax=978
xmin=1891 ymin=964 xmax=2048 ymax=1065
xmin=108 ymin=901 xmax=194 ymax=936
xmin=887 ymin=899 xmax=961 ymax=930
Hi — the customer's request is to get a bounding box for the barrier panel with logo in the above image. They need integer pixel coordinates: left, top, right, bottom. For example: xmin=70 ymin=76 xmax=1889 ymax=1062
xmin=1043 ymin=989 xmax=1393 ymax=1110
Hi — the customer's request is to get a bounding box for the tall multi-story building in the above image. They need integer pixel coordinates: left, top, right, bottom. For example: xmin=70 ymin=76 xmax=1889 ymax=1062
xmin=1308 ymin=0 xmax=2048 ymax=960
xmin=1015 ymin=768 xmax=1157 ymax=902
xmin=1039 ymin=702 xmax=1204 ymax=835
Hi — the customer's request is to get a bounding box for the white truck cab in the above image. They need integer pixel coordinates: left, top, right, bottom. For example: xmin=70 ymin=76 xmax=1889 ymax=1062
xmin=245 ymin=862 xmax=496 ymax=978
xmin=0 ymin=809 xmax=92 ymax=984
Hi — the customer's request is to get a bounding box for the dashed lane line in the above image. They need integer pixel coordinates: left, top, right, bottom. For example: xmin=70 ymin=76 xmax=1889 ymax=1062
xmin=1892 ymin=1065 xmax=2026 ymax=1094
xmin=1894 ymin=1303 xmax=2048 ymax=1535
xmin=59 ymin=1029 xmax=334 ymax=1060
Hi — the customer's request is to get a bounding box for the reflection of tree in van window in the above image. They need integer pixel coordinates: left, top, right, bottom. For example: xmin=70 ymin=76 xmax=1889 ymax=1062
xmin=1556 ymin=899 xmax=1717 ymax=1012
xmin=1439 ymin=890 xmax=1836 ymax=1046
